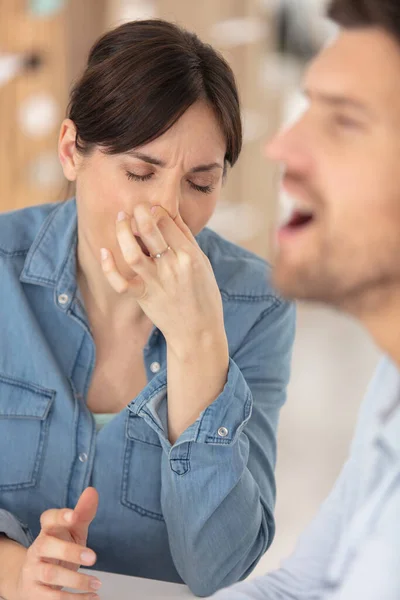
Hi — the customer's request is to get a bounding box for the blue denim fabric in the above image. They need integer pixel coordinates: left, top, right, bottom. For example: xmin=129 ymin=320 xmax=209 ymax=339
xmin=0 ymin=199 xmax=295 ymax=596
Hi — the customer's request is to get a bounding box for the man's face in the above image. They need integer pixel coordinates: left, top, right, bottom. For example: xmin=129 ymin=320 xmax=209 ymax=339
xmin=267 ymin=29 xmax=400 ymax=310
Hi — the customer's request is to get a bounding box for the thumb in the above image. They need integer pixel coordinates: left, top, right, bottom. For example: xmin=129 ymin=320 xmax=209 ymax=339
xmin=69 ymin=487 xmax=99 ymax=542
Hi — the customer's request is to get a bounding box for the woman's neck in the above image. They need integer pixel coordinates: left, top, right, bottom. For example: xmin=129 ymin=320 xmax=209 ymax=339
xmin=76 ymin=234 xmax=147 ymax=328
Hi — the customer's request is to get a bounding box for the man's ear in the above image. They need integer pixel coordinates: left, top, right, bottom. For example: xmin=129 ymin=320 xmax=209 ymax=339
xmin=58 ymin=119 xmax=80 ymax=181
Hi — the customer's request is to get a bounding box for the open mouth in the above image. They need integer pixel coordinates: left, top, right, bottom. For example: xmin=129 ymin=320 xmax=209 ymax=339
xmin=134 ymin=235 xmax=151 ymax=257
xmin=284 ymin=210 xmax=315 ymax=231
xmin=277 ymin=190 xmax=316 ymax=238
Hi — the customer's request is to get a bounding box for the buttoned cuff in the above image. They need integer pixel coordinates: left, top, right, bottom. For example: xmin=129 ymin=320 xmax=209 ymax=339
xmin=128 ymin=358 xmax=253 ymax=454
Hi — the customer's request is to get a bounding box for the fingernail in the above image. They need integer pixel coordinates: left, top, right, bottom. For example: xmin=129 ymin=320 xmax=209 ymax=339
xmin=100 ymin=248 xmax=109 ymax=261
xmin=117 ymin=210 xmax=126 ymax=222
xmin=63 ymin=511 xmax=73 ymax=523
xmin=90 ymin=578 xmax=102 ymax=590
xmin=81 ymin=550 xmax=96 ymax=564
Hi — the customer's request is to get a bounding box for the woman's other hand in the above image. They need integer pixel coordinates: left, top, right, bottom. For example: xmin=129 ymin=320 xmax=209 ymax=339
xmin=7 ymin=487 xmax=101 ymax=600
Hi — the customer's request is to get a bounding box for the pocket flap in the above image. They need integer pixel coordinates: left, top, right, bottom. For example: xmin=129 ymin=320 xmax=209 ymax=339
xmin=0 ymin=374 xmax=54 ymax=419
xmin=126 ymin=413 xmax=161 ymax=447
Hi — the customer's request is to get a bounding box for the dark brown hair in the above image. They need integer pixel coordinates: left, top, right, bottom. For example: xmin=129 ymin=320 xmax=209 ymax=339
xmin=328 ymin=0 xmax=400 ymax=42
xmin=68 ymin=19 xmax=242 ymax=167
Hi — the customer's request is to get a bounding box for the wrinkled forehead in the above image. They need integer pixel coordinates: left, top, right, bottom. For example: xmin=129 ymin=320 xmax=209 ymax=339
xmin=303 ymin=28 xmax=400 ymax=122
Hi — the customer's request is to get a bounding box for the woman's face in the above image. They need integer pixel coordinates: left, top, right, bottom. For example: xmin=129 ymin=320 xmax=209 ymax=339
xmin=59 ymin=101 xmax=227 ymax=272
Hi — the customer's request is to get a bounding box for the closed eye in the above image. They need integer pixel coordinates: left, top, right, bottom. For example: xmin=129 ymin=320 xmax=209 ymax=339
xmin=333 ymin=114 xmax=363 ymax=129
xmin=126 ymin=171 xmax=153 ymax=182
xmin=126 ymin=171 xmax=214 ymax=194
xmin=189 ymin=182 xmax=214 ymax=194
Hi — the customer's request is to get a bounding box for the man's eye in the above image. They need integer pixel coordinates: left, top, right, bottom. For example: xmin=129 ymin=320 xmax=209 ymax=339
xmin=333 ymin=115 xmax=361 ymax=129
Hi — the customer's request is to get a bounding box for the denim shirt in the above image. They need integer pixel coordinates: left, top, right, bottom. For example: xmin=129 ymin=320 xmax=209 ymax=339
xmin=0 ymin=199 xmax=295 ymax=596
xmin=213 ymin=357 xmax=400 ymax=600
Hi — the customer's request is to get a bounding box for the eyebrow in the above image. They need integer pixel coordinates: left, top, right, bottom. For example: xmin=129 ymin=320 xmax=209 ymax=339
xmin=303 ymin=89 xmax=374 ymax=118
xmin=125 ymin=151 xmax=224 ymax=173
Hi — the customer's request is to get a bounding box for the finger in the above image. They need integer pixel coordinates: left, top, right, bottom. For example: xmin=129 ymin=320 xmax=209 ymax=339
xmin=35 ymin=534 xmax=97 ymax=567
xmin=115 ymin=212 xmax=155 ymax=278
xmin=100 ymin=247 xmax=144 ymax=296
xmin=40 ymin=489 xmax=98 ymax=536
xmin=40 ymin=509 xmax=75 ymax=533
xmin=37 ymin=585 xmax=99 ymax=600
xmin=68 ymin=487 xmax=100 ymax=546
xmin=134 ymin=203 xmax=171 ymax=257
xmin=72 ymin=488 xmax=99 ymax=530
xmin=153 ymin=208 xmax=212 ymax=272
xmin=150 ymin=206 xmax=196 ymax=244
xmin=173 ymin=211 xmax=198 ymax=246
xmin=156 ymin=210 xmax=195 ymax=253
xmin=37 ymin=561 xmax=102 ymax=593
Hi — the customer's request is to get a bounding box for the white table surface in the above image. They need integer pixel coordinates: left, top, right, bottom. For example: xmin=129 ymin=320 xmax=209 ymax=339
xmin=81 ymin=569 xmax=195 ymax=599
xmin=0 ymin=570 xmax=195 ymax=600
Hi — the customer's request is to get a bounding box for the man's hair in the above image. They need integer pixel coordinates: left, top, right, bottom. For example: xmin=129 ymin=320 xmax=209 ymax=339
xmin=328 ymin=0 xmax=400 ymax=43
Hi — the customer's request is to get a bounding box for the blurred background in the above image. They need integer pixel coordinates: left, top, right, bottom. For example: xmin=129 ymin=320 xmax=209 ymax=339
xmin=0 ymin=0 xmax=381 ymax=577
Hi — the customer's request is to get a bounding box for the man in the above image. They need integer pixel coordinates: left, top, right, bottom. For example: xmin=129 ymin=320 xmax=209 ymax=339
xmin=212 ymin=1 xmax=400 ymax=599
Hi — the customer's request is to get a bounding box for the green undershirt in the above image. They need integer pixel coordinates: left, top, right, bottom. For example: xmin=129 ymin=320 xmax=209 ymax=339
xmin=92 ymin=412 xmax=116 ymax=432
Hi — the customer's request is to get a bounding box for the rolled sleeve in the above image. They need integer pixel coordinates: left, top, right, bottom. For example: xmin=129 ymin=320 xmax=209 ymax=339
xmin=128 ymin=358 xmax=252 ymax=454
xmin=127 ymin=296 xmax=296 ymax=596
xmin=188 ymin=358 xmax=253 ymax=445
xmin=0 ymin=509 xmax=33 ymax=547
xmin=172 ymin=300 xmax=295 ymax=596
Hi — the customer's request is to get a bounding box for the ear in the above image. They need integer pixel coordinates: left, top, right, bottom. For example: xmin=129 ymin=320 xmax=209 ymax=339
xmin=58 ymin=119 xmax=80 ymax=181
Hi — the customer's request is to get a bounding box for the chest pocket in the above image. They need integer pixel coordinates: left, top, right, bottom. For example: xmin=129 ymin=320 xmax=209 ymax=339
xmin=0 ymin=374 xmax=54 ymax=491
xmin=121 ymin=412 xmax=164 ymax=521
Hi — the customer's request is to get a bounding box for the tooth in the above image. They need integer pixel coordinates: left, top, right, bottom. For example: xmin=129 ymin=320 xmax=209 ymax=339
xmin=278 ymin=190 xmax=295 ymax=226
xmin=277 ymin=187 xmax=315 ymax=228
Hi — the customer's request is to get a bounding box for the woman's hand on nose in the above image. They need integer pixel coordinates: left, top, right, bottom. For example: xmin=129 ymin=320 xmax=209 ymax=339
xmin=101 ymin=204 xmax=230 ymax=442
xmin=100 ymin=203 xmax=225 ymax=351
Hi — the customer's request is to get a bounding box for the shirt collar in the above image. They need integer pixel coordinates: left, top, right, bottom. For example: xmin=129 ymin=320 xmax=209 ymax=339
xmin=374 ymin=358 xmax=400 ymax=459
xmin=20 ymin=199 xmax=78 ymax=309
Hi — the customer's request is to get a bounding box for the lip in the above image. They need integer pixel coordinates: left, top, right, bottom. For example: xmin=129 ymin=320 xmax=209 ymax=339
xmin=275 ymin=212 xmax=317 ymax=246
xmin=281 ymin=182 xmax=316 ymax=213
xmin=275 ymin=179 xmax=319 ymax=244
xmin=276 ymin=222 xmax=310 ymax=244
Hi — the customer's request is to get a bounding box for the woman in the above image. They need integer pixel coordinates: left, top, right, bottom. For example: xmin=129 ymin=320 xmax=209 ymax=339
xmin=0 ymin=19 xmax=295 ymax=600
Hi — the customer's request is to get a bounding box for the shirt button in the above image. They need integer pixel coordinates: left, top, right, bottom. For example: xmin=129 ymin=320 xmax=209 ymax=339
xmin=150 ymin=361 xmax=161 ymax=373
xmin=58 ymin=293 xmax=69 ymax=305
xmin=78 ymin=453 xmax=88 ymax=463
xmin=218 ymin=427 xmax=229 ymax=438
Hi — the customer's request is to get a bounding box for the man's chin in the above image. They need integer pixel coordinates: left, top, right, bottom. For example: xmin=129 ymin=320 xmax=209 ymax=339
xmin=272 ymin=266 xmax=346 ymax=307
xmin=271 ymin=270 xmax=302 ymax=300
xmin=272 ymin=263 xmax=325 ymax=302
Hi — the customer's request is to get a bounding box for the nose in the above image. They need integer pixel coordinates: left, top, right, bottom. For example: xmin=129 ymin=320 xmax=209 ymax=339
xmin=265 ymin=128 xmax=288 ymax=163
xmin=151 ymin=176 xmax=180 ymax=220
xmin=264 ymin=120 xmax=312 ymax=174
